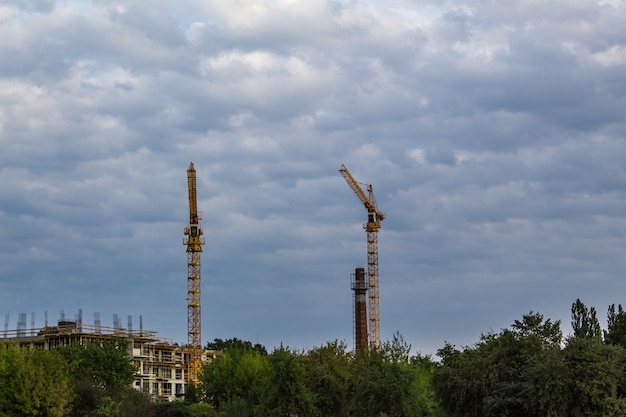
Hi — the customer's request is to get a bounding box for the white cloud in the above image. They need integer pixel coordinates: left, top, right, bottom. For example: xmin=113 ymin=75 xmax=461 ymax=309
xmin=592 ymin=45 xmax=626 ymax=67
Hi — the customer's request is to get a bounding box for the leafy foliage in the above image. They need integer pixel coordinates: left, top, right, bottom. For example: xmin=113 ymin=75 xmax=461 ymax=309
xmin=0 ymin=344 xmax=73 ymax=417
xmin=258 ymin=345 xmax=316 ymax=417
xmin=605 ymin=304 xmax=626 ymax=348
xmin=302 ymin=340 xmax=351 ymax=417
xmin=571 ymin=298 xmax=603 ymax=341
xmin=346 ymin=333 xmax=437 ymax=417
xmin=153 ymin=401 xmax=217 ymax=417
xmin=59 ymin=339 xmax=137 ymax=417
xmin=434 ymin=312 xmax=562 ymax=417
xmin=563 ymin=337 xmax=626 ymax=416
xmin=434 ymin=302 xmax=626 ymax=417
xmin=8 ymin=300 xmax=626 ymax=417
xmin=205 ymin=337 xmax=267 ymax=355
xmin=200 ymin=339 xmax=270 ymax=415
xmin=199 ymin=337 xmax=440 ymax=417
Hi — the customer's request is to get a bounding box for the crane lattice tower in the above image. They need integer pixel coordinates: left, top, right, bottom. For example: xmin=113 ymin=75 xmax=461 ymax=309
xmin=339 ymin=164 xmax=384 ymax=348
xmin=184 ymin=162 xmax=204 ymax=384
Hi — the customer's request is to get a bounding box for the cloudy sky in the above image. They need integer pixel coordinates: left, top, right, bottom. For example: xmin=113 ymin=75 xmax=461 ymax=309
xmin=1 ymin=0 xmax=626 ymax=355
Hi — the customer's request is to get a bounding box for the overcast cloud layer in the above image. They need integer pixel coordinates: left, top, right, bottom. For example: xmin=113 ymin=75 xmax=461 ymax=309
xmin=1 ymin=0 xmax=626 ymax=355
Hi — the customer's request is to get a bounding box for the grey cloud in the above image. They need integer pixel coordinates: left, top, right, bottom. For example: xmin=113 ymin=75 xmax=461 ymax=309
xmin=3 ymin=0 xmax=55 ymax=13
xmin=1 ymin=0 xmax=626 ymax=355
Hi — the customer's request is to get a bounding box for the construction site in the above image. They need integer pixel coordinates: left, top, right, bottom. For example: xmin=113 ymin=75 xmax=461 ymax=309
xmin=0 ymin=312 xmax=218 ymax=401
xmin=1 ymin=162 xmax=384 ymax=401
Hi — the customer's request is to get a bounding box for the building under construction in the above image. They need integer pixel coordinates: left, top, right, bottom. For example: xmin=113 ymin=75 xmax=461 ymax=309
xmin=0 ymin=313 xmax=218 ymax=402
xmin=1 ymin=163 xmax=212 ymax=401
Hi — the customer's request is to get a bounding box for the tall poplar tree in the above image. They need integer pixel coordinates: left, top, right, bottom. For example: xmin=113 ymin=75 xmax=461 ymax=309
xmin=571 ymin=298 xmax=603 ymax=341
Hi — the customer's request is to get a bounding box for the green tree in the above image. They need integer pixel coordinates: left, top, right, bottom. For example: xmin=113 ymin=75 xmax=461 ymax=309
xmin=258 ymin=345 xmax=316 ymax=417
xmin=205 ymin=337 xmax=267 ymax=355
xmin=0 ymin=344 xmax=73 ymax=417
xmin=434 ymin=312 xmax=563 ymax=417
xmin=384 ymin=331 xmax=412 ymax=363
xmin=120 ymin=388 xmax=156 ymax=417
xmin=434 ymin=338 xmax=503 ymax=417
xmin=60 ymin=339 xmax=137 ymax=417
xmin=153 ymin=401 xmax=218 ymax=417
xmin=409 ymin=353 xmax=443 ymax=417
xmin=524 ymin=347 xmax=571 ymax=417
xmin=526 ymin=302 xmax=626 ymax=417
xmin=199 ymin=342 xmax=270 ymax=416
xmin=571 ymin=298 xmax=602 ymax=341
xmin=302 ymin=340 xmax=351 ymax=417
xmin=563 ymin=337 xmax=626 ymax=415
xmin=605 ymin=304 xmax=626 ymax=348
xmin=511 ymin=311 xmax=562 ymax=348
xmin=349 ymin=343 xmax=427 ymax=417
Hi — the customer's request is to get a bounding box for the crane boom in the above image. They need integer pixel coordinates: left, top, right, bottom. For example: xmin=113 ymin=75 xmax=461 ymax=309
xmin=339 ymin=165 xmax=371 ymax=209
xmin=339 ymin=164 xmax=385 ymax=223
xmin=184 ymin=162 xmax=204 ymax=385
xmin=188 ymin=165 xmax=199 ymax=226
xmin=339 ymin=164 xmax=384 ymax=348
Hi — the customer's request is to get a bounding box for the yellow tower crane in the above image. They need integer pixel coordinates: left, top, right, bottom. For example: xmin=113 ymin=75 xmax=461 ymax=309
xmin=339 ymin=164 xmax=385 ymax=348
xmin=184 ymin=162 xmax=204 ymax=384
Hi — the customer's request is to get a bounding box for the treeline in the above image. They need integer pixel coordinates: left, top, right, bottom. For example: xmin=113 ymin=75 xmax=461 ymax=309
xmin=0 ymin=338 xmax=214 ymax=417
xmin=0 ymin=339 xmax=138 ymax=417
xmin=198 ymin=335 xmax=439 ymax=417
xmin=0 ymin=334 xmax=439 ymax=417
xmin=434 ymin=299 xmax=626 ymax=417
xmin=199 ymin=299 xmax=626 ymax=417
xmin=3 ymin=298 xmax=626 ymax=417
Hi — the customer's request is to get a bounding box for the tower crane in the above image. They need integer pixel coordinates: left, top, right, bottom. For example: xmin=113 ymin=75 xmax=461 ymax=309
xmin=339 ymin=164 xmax=385 ymax=348
xmin=184 ymin=162 xmax=204 ymax=384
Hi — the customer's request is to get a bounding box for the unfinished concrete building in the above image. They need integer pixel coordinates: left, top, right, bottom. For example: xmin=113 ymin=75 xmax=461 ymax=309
xmin=1 ymin=316 xmax=218 ymax=402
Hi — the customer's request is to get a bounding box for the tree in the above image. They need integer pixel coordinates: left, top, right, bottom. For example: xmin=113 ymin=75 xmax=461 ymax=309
xmin=571 ymin=298 xmax=602 ymax=341
xmin=408 ymin=354 xmax=442 ymax=417
xmin=153 ymin=401 xmax=217 ymax=417
xmin=0 ymin=344 xmax=73 ymax=417
xmin=433 ymin=303 xmax=626 ymax=417
xmin=383 ymin=331 xmax=412 ymax=363
xmin=511 ymin=311 xmax=562 ymax=348
xmin=119 ymin=388 xmax=156 ymax=417
xmin=524 ymin=300 xmax=626 ymax=416
xmin=199 ymin=341 xmax=270 ymax=416
xmin=349 ymin=342 xmax=429 ymax=417
xmin=205 ymin=337 xmax=267 ymax=355
xmin=302 ymin=341 xmax=351 ymax=417
xmin=434 ymin=312 xmax=564 ymax=417
xmin=60 ymin=339 xmax=137 ymax=417
xmin=605 ymin=304 xmax=626 ymax=348
xmin=434 ymin=338 xmax=504 ymax=417
xmin=523 ymin=347 xmax=571 ymax=417
xmin=563 ymin=337 xmax=626 ymax=415
xmin=258 ymin=345 xmax=316 ymax=417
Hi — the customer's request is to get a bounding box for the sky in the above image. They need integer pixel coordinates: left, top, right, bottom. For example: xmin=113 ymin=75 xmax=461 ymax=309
xmin=1 ymin=0 xmax=626 ymax=356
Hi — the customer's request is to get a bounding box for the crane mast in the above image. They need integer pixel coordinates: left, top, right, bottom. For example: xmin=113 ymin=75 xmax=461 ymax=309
xmin=184 ymin=162 xmax=204 ymax=384
xmin=339 ymin=164 xmax=384 ymax=348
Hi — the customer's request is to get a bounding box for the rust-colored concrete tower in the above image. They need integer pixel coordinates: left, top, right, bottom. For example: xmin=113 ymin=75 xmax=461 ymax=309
xmin=351 ymin=267 xmax=368 ymax=351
